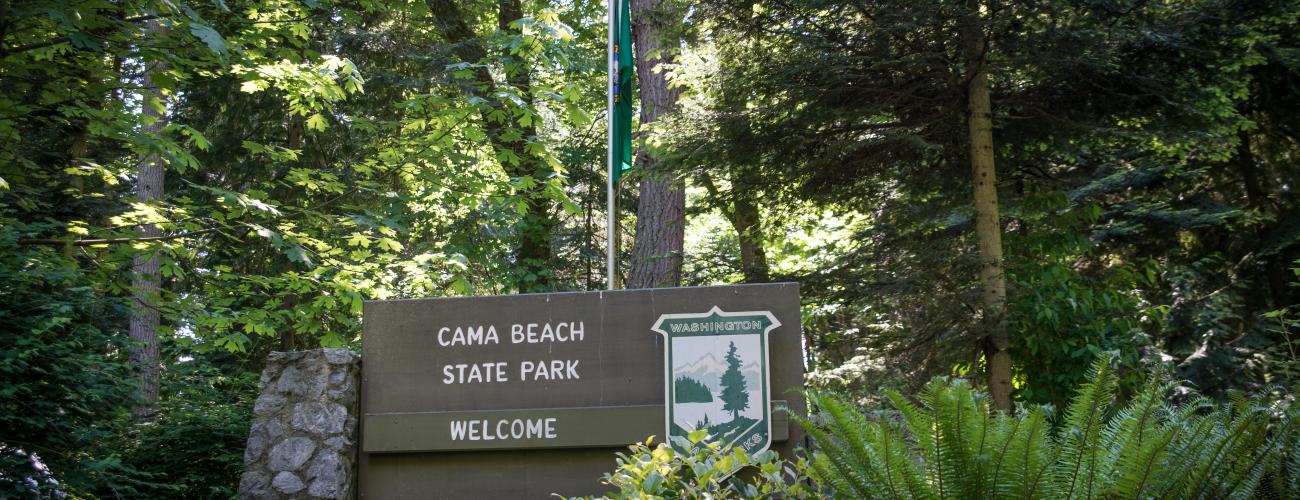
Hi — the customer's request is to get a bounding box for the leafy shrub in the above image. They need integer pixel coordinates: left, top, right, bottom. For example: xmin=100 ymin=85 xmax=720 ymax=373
xmin=584 ymin=431 xmax=810 ymax=499
xmin=0 ymin=220 xmax=143 ymax=497
xmin=103 ymin=361 xmax=258 ymax=498
xmin=1006 ymin=193 xmax=1155 ymax=409
xmin=801 ymin=355 xmax=1297 ymax=499
xmin=1 ymin=218 xmax=258 ymax=498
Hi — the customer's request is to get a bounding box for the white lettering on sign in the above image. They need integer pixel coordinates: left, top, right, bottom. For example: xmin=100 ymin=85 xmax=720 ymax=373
xmin=434 ymin=321 xmax=585 ymax=385
xmin=442 ymin=362 xmax=509 ymax=384
xmin=449 ymin=417 xmax=558 ymax=441
xmin=519 ymin=360 xmax=580 ymax=381
xmin=667 ymin=320 xmax=762 ymax=333
xmin=437 ymin=325 xmax=500 ymax=346
xmin=510 ymin=321 xmax=585 ymax=343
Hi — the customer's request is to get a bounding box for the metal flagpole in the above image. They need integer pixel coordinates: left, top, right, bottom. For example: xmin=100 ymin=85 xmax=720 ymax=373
xmin=606 ymin=0 xmax=618 ymax=290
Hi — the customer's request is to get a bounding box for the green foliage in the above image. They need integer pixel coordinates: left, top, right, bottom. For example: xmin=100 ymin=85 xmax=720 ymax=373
xmin=584 ymin=432 xmax=810 ymax=499
xmin=3 ymin=0 xmax=1299 ymax=494
xmin=1265 ymin=398 xmax=1300 ymax=498
xmin=677 ymin=0 xmax=1300 ymax=404
xmin=1006 ymin=192 xmax=1155 ymax=407
xmin=1264 ymin=309 xmax=1300 ymax=387
xmin=1260 ymin=262 xmax=1300 ymax=387
xmin=0 ymin=218 xmax=142 ymax=497
xmin=2 ymin=0 xmax=610 ymax=355
xmin=105 ymin=362 xmax=258 ymax=498
xmin=800 ymin=355 xmax=1294 ymax=499
xmin=1 ymin=0 xmax=609 ymax=492
xmin=0 ymin=217 xmax=256 ymax=498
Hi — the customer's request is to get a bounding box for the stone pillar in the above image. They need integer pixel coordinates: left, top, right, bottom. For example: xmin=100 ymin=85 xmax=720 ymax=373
xmin=239 ymin=349 xmax=360 ymax=500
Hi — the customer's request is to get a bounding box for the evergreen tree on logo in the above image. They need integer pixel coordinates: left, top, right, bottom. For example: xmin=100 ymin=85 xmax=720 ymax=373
xmin=719 ymin=341 xmax=750 ymax=421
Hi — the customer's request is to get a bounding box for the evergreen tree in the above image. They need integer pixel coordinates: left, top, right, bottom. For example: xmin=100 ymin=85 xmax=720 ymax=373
xmin=719 ymin=341 xmax=749 ymax=420
xmin=682 ymin=0 xmax=1300 ymax=403
xmin=959 ymin=0 xmax=1011 ymax=411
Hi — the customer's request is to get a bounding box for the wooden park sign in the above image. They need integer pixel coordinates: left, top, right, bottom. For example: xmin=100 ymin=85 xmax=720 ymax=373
xmin=359 ymin=283 xmax=805 ymax=498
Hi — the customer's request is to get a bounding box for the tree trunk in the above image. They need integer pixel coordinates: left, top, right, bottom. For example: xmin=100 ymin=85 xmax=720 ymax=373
xmin=962 ymin=1 xmax=1012 ymax=411
xmin=130 ymin=19 xmax=168 ymax=414
xmin=733 ymin=196 xmax=769 ymax=283
xmin=710 ymin=84 xmax=769 ymax=283
xmin=67 ymin=61 xmax=110 ymax=195
xmin=279 ymin=118 xmax=304 ymax=352
xmin=1236 ymin=129 xmax=1289 ymax=308
xmin=701 ymin=173 xmax=769 ymax=283
xmin=626 ymin=0 xmax=685 ymax=289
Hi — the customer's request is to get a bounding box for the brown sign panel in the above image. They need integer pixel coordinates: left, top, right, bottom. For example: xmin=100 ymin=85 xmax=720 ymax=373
xmin=359 ymin=283 xmax=804 ymax=499
xmin=362 ymin=402 xmax=791 ymax=453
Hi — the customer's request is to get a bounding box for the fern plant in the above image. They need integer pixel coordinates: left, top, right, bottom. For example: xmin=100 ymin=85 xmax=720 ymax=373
xmin=801 ymin=355 xmax=1296 ymax=499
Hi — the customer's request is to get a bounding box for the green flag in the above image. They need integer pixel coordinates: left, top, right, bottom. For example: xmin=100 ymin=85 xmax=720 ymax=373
xmin=611 ymin=0 xmax=633 ymax=184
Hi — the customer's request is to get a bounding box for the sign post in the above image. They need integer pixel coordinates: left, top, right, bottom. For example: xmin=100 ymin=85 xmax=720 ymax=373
xmin=358 ymin=283 xmax=803 ymax=498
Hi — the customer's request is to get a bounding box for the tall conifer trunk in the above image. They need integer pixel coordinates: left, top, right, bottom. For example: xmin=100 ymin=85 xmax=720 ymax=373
xmin=130 ymin=20 xmax=168 ymax=414
xmin=732 ymin=195 xmax=768 ymax=283
xmin=626 ymin=0 xmax=685 ymax=289
xmin=713 ymin=85 xmax=769 ymax=284
xmin=962 ymin=1 xmax=1012 ymax=411
xmin=701 ymin=172 xmax=769 ymax=283
xmin=1236 ymin=129 xmax=1288 ymax=308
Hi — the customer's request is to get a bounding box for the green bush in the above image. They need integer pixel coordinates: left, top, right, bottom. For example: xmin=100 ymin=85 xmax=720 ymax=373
xmin=1 ymin=218 xmax=258 ymax=498
xmin=105 ymin=362 xmax=258 ymax=499
xmin=801 ymin=355 xmax=1299 ymax=499
xmin=0 ymin=220 xmax=145 ymax=497
xmin=585 ymin=431 xmax=811 ymax=499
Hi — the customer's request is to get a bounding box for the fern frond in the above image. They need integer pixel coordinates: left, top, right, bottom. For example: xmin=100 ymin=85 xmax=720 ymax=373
xmin=797 ymin=359 xmax=1291 ymax=500
xmin=1149 ymin=399 xmax=1217 ymax=498
xmin=888 ymin=388 xmax=941 ymax=495
xmin=1269 ymin=400 xmax=1300 ymax=497
xmin=1050 ymin=353 xmax=1118 ymax=499
xmin=797 ymin=392 xmax=879 ymax=497
xmin=826 ymin=393 xmax=907 ymax=498
xmin=1106 ymin=412 xmax=1179 ymax=498
xmin=1014 ymin=408 xmax=1056 ymax=499
xmin=1200 ymin=397 xmax=1273 ymax=499
xmin=1181 ymin=400 xmax=1270 ymax=499
xmin=925 ymin=378 xmax=982 ymax=498
xmin=874 ymin=415 xmax=935 ymax=500
xmin=809 ymin=452 xmax=858 ymax=497
xmin=1100 ymin=375 xmax=1174 ymax=498
xmin=984 ymin=409 xmax=1022 ymax=499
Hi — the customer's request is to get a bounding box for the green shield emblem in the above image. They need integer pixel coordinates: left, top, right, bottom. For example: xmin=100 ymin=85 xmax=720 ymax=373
xmin=652 ymin=306 xmax=780 ymax=455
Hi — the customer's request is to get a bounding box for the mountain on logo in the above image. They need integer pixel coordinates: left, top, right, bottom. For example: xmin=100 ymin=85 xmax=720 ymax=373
xmin=674 ymin=352 xmax=760 ymax=391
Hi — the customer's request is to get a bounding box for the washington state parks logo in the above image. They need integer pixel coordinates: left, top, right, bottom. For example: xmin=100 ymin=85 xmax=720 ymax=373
xmin=652 ymin=306 xmax=779 ymax=455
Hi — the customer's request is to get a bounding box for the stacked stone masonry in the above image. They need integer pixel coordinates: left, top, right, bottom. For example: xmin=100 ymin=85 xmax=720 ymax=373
xmin=239 ymin=349 xmax=360 ymax=500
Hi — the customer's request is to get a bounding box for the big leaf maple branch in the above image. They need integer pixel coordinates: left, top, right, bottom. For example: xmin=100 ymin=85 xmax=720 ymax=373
xmin=18 ymin=227 xmax=219 ymax=247
xmin=0 ymin=15 xmax=159 ymax=56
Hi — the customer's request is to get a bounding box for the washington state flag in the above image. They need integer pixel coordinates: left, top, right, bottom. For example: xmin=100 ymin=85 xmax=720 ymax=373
xmin=610 ymin=0 xmax=633 ymax=184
